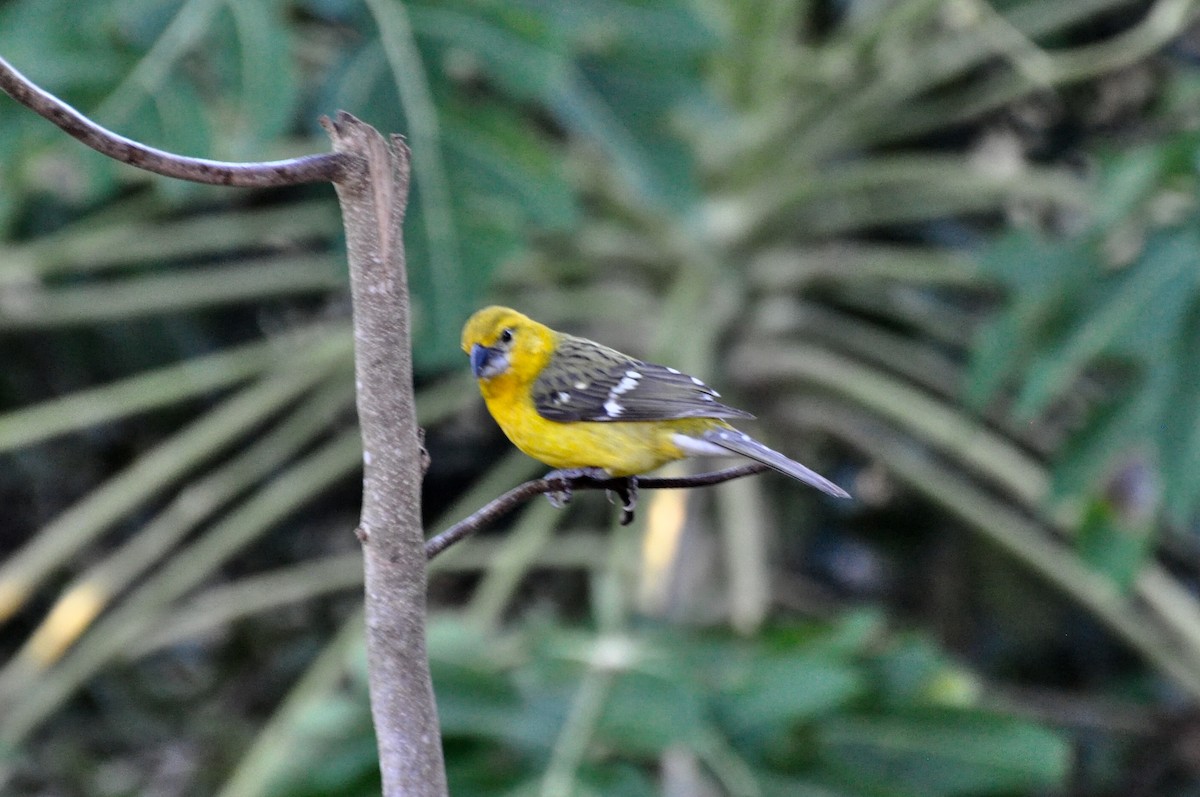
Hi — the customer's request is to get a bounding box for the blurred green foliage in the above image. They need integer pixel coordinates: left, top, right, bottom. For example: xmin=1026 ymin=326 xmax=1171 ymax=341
xmin=0 ymin=0 xmax=711 ymax=369
xmin=970 ymin=131 xmax=1200 ymax=524
xmin=265 ymin=615 xmax=1068 ymax=797
xmin=3 ymin=0 xmax=1200 ymax=795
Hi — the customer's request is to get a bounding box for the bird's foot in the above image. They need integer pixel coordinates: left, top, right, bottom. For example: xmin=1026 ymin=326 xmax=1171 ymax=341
xmin=543 ymin=467 xmax=609 ymax=509
xmin=606 ymin=477 xmax=638 ymax=526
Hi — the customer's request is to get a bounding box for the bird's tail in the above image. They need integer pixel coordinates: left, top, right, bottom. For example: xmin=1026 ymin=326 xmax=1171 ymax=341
xmin=700 ymin=428 xmax=850 ymax=499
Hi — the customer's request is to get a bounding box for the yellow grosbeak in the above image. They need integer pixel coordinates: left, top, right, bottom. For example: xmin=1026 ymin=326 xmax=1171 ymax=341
xmin=461 ymin=306 xmax=850 ymax=499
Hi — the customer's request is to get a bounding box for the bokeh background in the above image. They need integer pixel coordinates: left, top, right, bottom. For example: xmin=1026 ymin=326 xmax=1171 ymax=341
xmin=3 ymin=0 xmax=1200 ymax=794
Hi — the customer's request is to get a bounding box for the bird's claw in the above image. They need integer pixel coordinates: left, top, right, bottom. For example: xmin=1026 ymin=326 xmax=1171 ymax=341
xmin=543 ymin=467 xmax=608 ymax=510
xmin=542 ymin=469 xmax=637 ymax=523
xmin=607 ymin=477 xmax=638 ymax=526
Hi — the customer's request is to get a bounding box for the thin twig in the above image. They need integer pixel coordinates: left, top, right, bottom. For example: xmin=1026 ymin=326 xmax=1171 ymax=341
xmin=424 ymin=463 xmax=769 ymax=560
xmin=0 ymin=55 xmax=347 ymax=186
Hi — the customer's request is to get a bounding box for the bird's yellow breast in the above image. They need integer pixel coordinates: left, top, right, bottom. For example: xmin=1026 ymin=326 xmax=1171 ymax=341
xmin=480 ymin=376 xmax=714 ymax=476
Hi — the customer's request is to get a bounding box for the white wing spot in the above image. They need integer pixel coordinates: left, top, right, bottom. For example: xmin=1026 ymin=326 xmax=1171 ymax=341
xmin=702 ymin=394 xmax=714 ymax=401
xmin=690 ymin=376 xmax=704 ymax=386
xmin=574 ymin=381 xmax=588 ymax=390
xmin=666 ymin=367 xmax=681 ymax=374
xmin=611 ymin=374 xmax=640 ymax=396
xmin=604 ymin=398 xmax=624 ymax=417
xmin=556 ymin=391 xmax=571 ymax=403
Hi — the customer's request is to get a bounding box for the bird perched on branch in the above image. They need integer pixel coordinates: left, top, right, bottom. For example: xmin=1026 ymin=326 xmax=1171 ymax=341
xmin=461 ymin=306 xmax=850 ymax=515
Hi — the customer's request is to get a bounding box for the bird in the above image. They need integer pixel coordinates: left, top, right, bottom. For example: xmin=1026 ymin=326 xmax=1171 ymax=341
xmin=460 ymin=306 xmax=851 ymax=510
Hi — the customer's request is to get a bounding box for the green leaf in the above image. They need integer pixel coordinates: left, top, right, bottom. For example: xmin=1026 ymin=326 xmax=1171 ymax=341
xmin=872 ymin=637 xmax=948 ymax=706
xmin=595 ymin=670 xmax=706 ymax=753
xmin=1051 ymin=380 xmax=1151 ymax=504
xmin=759 ymin=775 xmax=859 ymax=797
xmin=1159 ymin=297 xmax=1200 ymax=521
xmin=1091 ymin=144 xmax=1171 ymax=230
xmin=549 ymin=61 xmax=702 ymax=212
xmin=1091 ymin=131 xmax=1200 ymax=229
xmin=715 ymin=651 xmax=865 ymax=735
xmin=441 ymin=100 xmax=578 ymax=231
xmin=266 ymin=735 xmax=381 ymax=797
xmin=222 ymin=0 xmax=300 ymax=155
xmin=541 ymin=0 xmax=715 ymax=61
xmin=965 ymin=232 xmax=1093 ymax=408
xmin=574 ymin=763 xmax=658 ymax=797
xmin=433 ymin=659 xmax=525 ymax=738
xmin=818 ymin=711 xmax=1069 ymax=797
xmin=1013 ymin=229 xmax=1198 ymax=418
xmin=409 ymin=4 xmax=566 ymax=101
xmin=1076 ymin=499 xmax=1153 ymax=591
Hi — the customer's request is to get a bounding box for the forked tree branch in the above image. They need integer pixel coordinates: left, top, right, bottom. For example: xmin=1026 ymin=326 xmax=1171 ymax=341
xmin=0 ymin=57 xmax=446 ymax=795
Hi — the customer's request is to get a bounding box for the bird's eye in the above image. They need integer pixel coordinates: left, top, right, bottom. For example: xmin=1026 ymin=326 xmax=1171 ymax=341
xmin=499 ymin=328 xmax=514 ymax=344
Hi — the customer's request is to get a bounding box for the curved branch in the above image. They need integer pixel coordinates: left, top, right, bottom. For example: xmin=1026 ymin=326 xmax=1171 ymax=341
xmin=424 ymin=463 xmax=769 ymax=559
xmin=0 ymin=55 xmax=348 ymax=186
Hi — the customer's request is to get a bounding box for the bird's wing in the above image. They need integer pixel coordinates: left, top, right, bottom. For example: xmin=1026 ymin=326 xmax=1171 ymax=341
xmin=532 ymin=334 xmax=753 ymax=423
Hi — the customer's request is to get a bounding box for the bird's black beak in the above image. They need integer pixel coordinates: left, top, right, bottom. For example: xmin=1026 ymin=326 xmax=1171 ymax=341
xmin=470 ymin=343 xmax=494 ymax=378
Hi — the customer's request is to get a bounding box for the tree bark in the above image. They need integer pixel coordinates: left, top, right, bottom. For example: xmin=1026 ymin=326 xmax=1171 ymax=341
xmin=324 ymin=112 xmax=447 ymax=796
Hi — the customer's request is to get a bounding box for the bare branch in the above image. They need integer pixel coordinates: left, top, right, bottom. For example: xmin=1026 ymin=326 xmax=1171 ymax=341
xmin=324 ymin=113 xmax=446 ymax=795
xmin=0 ymin=55 xmax=347 ymax=186
xmin=424 ymin=463 xmax=770 ymax=559
xmin=0 ymin=52 xmax=445 ymax=794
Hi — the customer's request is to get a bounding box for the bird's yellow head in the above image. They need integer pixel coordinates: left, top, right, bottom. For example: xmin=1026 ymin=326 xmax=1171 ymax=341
xmin=461 ymin=306 xmax=555 ymax=385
